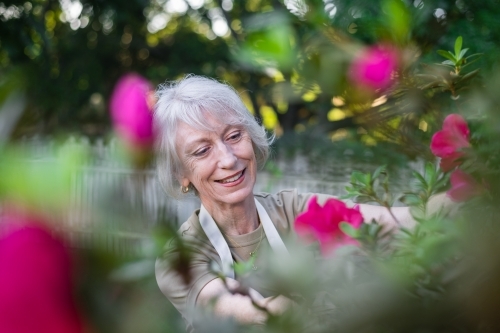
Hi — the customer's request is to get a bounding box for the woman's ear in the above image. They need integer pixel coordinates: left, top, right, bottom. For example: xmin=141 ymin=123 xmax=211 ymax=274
xmin=177 ymin=172 xmax=190 ymax=188
xmin=181 ymin=179 xmax=190 ymax=188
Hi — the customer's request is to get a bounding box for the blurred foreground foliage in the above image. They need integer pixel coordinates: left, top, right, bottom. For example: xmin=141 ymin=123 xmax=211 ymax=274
xmin=2 ymin=0 xmax=500 ymax=333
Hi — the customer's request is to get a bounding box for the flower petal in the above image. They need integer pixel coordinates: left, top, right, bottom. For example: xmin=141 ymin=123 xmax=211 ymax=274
xmin=447 ymin=169 xmax=481 ymax=202
xmin=439 ymin=156 xmax=462 ymax=172
xmin=442 ymin=114 xmax=470 ymax=140
xmin=294 ymin=196 xmax=364 ymax=256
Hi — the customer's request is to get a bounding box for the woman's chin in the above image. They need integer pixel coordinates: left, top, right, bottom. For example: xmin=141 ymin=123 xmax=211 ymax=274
xmin=201 ymin=184 xmax=255 ymax=208
xmin=220 ymin=186 xmax=255 ymax=205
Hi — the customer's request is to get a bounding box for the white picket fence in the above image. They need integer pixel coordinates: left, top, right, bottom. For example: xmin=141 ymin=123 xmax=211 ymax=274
xmin=1 ymin=137 xmax=417 ymax=255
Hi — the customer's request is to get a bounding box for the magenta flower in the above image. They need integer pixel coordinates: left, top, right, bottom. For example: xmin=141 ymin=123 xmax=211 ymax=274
xmin=447 ymin=169 xmax=482 ymax=202
xmin=110 ymin=73 xmax=155 ymax=150
xmin=348 ymin=45 xmax=399 ymax=91
xmin=430 ymin=114 xmax=470 ymax=172
xmin=0 ymin=210 xmax=82 ymax=333
xmin=294 ymin=196 xmax=363 ymax=256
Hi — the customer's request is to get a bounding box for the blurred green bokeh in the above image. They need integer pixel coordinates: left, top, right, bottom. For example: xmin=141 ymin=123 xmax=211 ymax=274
xmin=1 ymin=0 xmax=499 ymax=161
xmin=3 ymin=1 xmax=500 ymax=333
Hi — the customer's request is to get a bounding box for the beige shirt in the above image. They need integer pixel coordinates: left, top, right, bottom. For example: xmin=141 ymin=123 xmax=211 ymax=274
xmin=155 ymin=189 xmax=325 ymax=328
xmin=155 ymin=188 xmax=454 ymax=331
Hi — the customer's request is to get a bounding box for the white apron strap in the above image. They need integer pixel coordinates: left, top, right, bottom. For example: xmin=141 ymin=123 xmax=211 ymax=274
xmin=198 ymin=199 xmax=289 ymax=279
xmin=199 ymin=205 xmax=235 ymax=279
xmin=254 ymin=199 xmax=290 ymax=257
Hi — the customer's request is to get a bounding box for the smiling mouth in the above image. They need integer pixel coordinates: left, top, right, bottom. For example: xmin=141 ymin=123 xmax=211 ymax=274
xmin=215 ymin=169 xmax=245 ymax=184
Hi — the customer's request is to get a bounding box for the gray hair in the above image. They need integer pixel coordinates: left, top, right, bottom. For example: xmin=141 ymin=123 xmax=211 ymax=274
xmin=154 ymin=75 xmax=273 ymax=199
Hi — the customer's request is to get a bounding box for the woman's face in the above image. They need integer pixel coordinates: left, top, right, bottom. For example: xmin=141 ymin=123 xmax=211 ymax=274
xmin=175 ymin=115 xmax=257 ymax=210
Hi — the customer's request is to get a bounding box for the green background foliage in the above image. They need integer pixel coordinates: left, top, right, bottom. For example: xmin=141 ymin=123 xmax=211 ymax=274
xmin=2 ymin=0 xmax=499 ymax=159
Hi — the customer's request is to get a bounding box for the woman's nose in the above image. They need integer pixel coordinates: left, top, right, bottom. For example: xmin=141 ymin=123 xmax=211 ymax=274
xmin=217 ymin=143 xmax=237 ymax=168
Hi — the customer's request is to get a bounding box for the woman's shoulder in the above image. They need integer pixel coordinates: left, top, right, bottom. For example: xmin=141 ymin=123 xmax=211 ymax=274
xmin=177 ymin=210 xmax=212 ymax=245
xmin=253 ymin=189 xmax=327 ymax=232
xmin=255 ymin=189 xmax=332 ymax=213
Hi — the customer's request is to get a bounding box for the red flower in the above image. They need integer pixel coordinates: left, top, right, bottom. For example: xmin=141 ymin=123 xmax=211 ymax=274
xmin=447 ymin=169 xmax=482 ymax=202
xmin=110 ymin=73 xmax=155 ymax=150
xmin=348 ymin=45 xmax=399 ymax=91
xmin=430 ymin=114 xmax=470 ymax=171
xmin=0 ymin=210 xmax=82 ymax=333
xmin=294 ymin=196 xmax=363 ymax=255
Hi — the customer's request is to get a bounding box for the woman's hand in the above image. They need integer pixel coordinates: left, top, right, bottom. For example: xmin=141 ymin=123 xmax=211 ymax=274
xmin=197 ymin=278 xmax=293 ymax=325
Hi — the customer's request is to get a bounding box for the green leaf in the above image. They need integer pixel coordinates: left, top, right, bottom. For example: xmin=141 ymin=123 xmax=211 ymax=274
xmin=352 ymin=171 xmax=366 ymax=184
xmin=372 ymin=165 xmax=387 ymax=180
xmin=368 ymin=223 xmax=382 ymax=238
xmin=399 ymin=193 xmax=421 ymax=206
xmin=236 ymin=12 xmax=296 ymax=71
xmin=437 ymin=50 xmax=456 ymax=62
xmin=364 ymin=173 xmax=372 ymax=186
xmin=419 ymin=81 xmax=443 ymax=90
xmin=454 ymin=36 xmax=463 ymax=58
xmin=339 ymin=222 xmax=359 ymax=238
xmin=442 ymin=60 xmax=455 ymax=66
xmin=457 ymin=48 xmax=469 ymax=60
xmin=409 ymin=206 xmax=426 ymax=221
xmin=234 ymin=258 xmax=256 ymax=276
xmin=433 ymin=175 xmax=450 ymax=192
xmin=464 ymin=53 xmax=483 ymax=61
xmin=382 ymin=0 xmax=411 ymax=44
xmin=340 ymin=193 xmax=357 ymax=200
xmin=354 ymin=195 xmax=375 ymax=204
xmin=458 ymin=68 xmax=480 ymax=82
xmin=344 ymin=186 xmax=355 ymax=193
xmin=424 ymin=162 xmax=437 ymax=186
xmin=412 ymin=170 xmax=427 ymax=188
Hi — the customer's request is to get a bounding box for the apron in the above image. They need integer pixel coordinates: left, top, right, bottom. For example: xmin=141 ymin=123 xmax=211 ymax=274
xmin=198 ymin=198 xmax=290 ymax=279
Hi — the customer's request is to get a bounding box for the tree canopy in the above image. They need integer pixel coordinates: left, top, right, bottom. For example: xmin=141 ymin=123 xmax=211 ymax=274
xmin=1 ymin=0 xmax=500 ymax=158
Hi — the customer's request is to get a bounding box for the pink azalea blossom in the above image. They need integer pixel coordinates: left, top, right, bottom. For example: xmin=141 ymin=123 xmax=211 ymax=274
xmin=0 ymin=210 xmax=82 ymax=333
xmin=430 ymin=114 xmax=470 ymax=172
xmin=447 ymin=169 xmax=482 ymax=202
xmin=348 ymin=45 xmax=399 ymax=91
xmin=110 ymin=73 xmax=155 ymax=150
xmin=294 ymin=196 xmax=363 ymax=256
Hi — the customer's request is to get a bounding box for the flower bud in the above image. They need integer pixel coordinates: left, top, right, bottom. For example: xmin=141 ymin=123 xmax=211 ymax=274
xmin=110 ymin=73 xmax=155 ymax=151
xmin=348 ymin=45 xmax=399 ymax=92
xmin=0 ymin=209 xmax=82 ymax=333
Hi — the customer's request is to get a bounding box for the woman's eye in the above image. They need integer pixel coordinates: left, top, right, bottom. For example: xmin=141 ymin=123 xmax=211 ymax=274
xmin=194 ymin=147 xmax=209 ymax=156
xmin=228 ymin=131 xmax=242 ymax=141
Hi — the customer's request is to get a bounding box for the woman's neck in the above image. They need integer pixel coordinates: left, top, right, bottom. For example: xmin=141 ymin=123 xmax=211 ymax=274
xmin=201 ymin=195 xmax=258 ymax=236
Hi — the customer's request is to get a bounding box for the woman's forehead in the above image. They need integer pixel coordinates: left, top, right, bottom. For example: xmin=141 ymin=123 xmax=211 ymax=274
xmin=175 ymin=117 xmax=242 ymax=150
xmin=179 ymin=109 xmax=240 ymax=132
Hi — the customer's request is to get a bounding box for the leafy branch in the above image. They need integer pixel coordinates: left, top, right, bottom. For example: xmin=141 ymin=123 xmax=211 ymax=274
xmin=437 ymin=36 xmax=482 ymax=75
xmin=343 ymin=165 xmax=401 ymax=226
xmin=399 ymin=162 xmax=449 ymax=222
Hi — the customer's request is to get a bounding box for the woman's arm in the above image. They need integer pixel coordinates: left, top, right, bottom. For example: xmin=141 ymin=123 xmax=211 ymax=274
xmin=357 ymin=192 xmax=456 ymax=228
xmin=197 ymin=278 xmax=293 ymax=325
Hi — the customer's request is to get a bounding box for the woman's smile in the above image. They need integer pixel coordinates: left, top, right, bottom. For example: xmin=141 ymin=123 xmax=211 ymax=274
xmin=215 ymin=168 xmax=246 ymax=185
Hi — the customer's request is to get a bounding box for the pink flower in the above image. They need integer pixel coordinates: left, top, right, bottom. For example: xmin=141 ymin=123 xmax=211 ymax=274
xmin=348 ymin=45 xmax=399 ymax=91
xmin=447 ymin=169 xmax=482 ymax=202
xmin=0 ymin=210 xmax=82 ymax=333
xmin=294 ymin=196 xmax=363 ymax=255
xmin=110 ymin=73 xmax=155 ymax=150
xmin=430 ymin=114 xmax=470 ymax=171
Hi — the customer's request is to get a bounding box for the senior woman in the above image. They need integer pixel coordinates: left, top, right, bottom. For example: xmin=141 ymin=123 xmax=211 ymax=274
xmin=153 ymin=75 xmax=434 ymax=331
